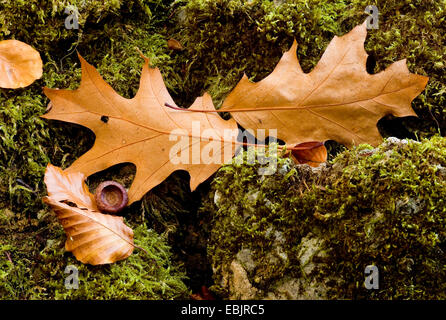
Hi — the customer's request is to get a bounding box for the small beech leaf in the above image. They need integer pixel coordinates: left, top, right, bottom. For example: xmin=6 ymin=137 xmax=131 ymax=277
xmin=43 ymin=164 xmax=134 ymax=265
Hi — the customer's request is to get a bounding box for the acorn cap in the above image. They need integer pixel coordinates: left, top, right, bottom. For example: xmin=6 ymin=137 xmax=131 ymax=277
xmin=94 ymin=181 xmax=128 ymax=214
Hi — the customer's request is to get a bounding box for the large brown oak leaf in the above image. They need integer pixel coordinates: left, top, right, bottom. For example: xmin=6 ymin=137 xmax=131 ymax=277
xmin=43 ymin=55 xmax=238 ymax=204
xmin=221 ymin=22 xmax=428 ymax=147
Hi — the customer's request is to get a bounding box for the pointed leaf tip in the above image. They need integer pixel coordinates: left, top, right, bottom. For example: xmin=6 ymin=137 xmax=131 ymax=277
xmin=77 ymin=51 xmax=85 ymax=62
xmin=135 ymin=47 xmax=150 ymax=63
xmin=291 ymin=38 xmax=298 ymax=50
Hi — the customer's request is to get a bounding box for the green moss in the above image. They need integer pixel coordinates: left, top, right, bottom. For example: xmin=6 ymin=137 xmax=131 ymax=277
xmin=0 ymin=209 xmax=189 ymax=299
xmin=0 ymin=0 xmax=210 ymax=291
xmin=203 ymin=146 xmax=315 ymax=294
xmin=312 ymin=136 xmax=446 ymax=299
xmin=1 ymin=0 xmax=445 ymax=299
xmin=204 ymin=136 xmax=446 ymax=299
xmin=0 ymin=94 xmax=48 ymax=213
xmin=0 ymin=0 xmax=171 ymax=56
xmin=172 ymin=0 xmax=346 ymax=106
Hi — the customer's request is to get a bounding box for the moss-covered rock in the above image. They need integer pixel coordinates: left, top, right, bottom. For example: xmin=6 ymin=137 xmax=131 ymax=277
xmin=203 ymin=136 xmax=446 ymax=299
xmin=0 ymin=208 xmax=189 ymax=299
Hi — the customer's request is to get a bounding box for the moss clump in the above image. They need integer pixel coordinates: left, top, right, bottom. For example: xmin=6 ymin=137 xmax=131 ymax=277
xmin=204 ymin=136 xmax=446 ymax=299
xmin=203 ymin=147 xmax=320 ymax=295
xmin=0 ymin=0 xmax=170 ymax=56
xmin=0 ymin=209 xmax=189 ymax=299
xmin=173 ymin=0 xmax=350 ymax=106
xmin=311 ymin=136 xmax=446 ymax=299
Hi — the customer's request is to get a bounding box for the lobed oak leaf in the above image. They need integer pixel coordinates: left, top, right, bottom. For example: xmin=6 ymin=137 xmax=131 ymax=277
xmin=43 ymin=164 xmax=134 ymax=265
xmin=0 ymin=39 xmax=43 ymax=89
xmin=221 ymin=22 xmax=429 ymax=147
xmin=43 ymin=54 xmax=238 ymax=204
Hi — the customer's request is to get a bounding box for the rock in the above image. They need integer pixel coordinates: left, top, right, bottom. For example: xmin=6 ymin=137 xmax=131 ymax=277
xmin=275 ymin=246 xmax=288 ymax=261
xmin=297 ymin=234 xmax=326 ymax=275
xmin=214 ymin=190 xmax=222 ymax=207
xmin=384 ymin=136 xmax=406 ymax=147
xmin=266 ymin=277 xmax=328 ymax=300
xmin=382 ymin=137 xmax=420 ymax=150
xmin=217 ymin=231 xmax=331 ymax=300
xmin=246 ymin=190 xmax=260 ymax=203
xmin=206 ymin=136 xmax=446 ymax=300
xmin=358 ymin=148 xmax=376 ymax=157
xmin=236 ymin=248 xmax=257 ymax=273
xmin=395 ymin=198 xmax=424 ymax=216
xmin=278 ymin=162 xmax=292 ymax=175
xmin=228 ymin=260 xmax=258 ymax=300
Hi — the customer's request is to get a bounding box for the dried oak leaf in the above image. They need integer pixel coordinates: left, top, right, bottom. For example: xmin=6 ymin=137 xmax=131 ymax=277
xmin=291 ymin=141 xmax=327 ymax=167
xmin=43 ymin=54 xmax=238 ymax=204
xmin=0 ymin=40 xmax=43 ymax=88
xmin=167 ymin=38 xmax=183 ymax=51
xmin=190 ymin=286 xmax=216 ymax=300
xmin=221 ymin=22 xmax=429 ymax=147
xmin=43 ymin=164 xmax=134 ymax=265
